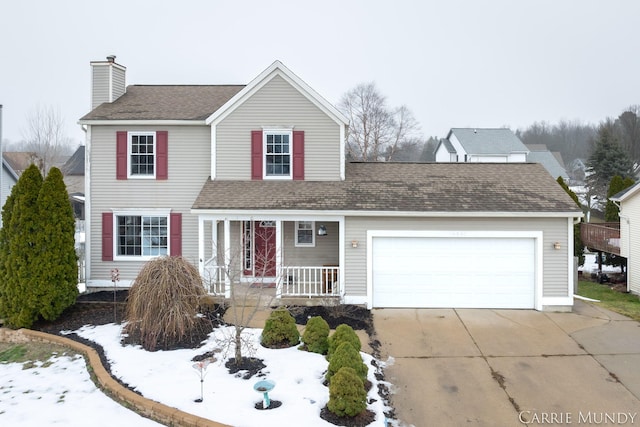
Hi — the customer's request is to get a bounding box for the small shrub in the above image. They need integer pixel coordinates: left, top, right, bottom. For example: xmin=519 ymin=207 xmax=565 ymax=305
xmin=123 ymin=256 xmax=208 ymax=351
xmin=301 ymin=316 xmax=330 ymax=354
xmin=326 ymin=341 xmax=368 ymax=383
xmin=261 ymin=307 xmax=300 ymax=348
xmin=327 ymin=367 xmax=367 ymax=417
xmin=327 ymin=324 xmax=361 ymax=360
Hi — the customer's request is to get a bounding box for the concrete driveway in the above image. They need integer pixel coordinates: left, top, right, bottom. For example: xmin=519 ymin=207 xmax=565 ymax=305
xmin=373 ymin=300 xmax=640 ymax=426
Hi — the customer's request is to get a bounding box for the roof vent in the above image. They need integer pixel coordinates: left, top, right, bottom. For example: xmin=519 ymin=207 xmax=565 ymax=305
xmin=473 ymin=129 xmax=477 ymax=133
xmin=106 ymin=55 xmax=116 ymax=63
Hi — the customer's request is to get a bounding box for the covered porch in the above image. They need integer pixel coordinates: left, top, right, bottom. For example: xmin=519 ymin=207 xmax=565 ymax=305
xmin=196 ymin=215 xmax=345 ymax=300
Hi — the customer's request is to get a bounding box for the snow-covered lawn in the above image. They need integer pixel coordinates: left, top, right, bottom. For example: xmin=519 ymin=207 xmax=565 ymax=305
xmin=1 ymin=324 xmax=392 ymax=426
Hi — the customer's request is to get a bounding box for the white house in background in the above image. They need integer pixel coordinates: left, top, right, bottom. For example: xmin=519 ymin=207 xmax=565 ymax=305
xmin=525 ymin=144 xmax=569 ymax=181
xmin=611 ymin=183 xmax=640 ymax=296
xmin=1 ymin=154 xmax=19 ymax=227
xmin=434 ymin=128 xmax=529 ymax=163
xmin=78 ymin=57 xmax=582 ymax=311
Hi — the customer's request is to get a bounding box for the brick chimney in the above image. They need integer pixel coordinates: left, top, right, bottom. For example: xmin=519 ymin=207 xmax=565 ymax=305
xmin=90 ymin=55 xmax=126 ymax=109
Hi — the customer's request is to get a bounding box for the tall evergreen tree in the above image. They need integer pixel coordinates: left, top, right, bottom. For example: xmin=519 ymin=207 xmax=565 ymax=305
xmin=0 ymin=164 xmax=43 ymax=327
xmin=557 ymin=176 xmax=585 ymax=265
xmin=586 ymin=121 xmax=635 ymax=204
xmin=604 ymin=175 xmax=635 ymax=222
xmin=32 ymin=167 xmax=78 ymax=321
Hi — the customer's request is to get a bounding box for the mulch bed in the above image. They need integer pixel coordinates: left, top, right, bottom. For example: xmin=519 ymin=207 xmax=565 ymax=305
xmin=30 ymin=290 xmax=393 ymax=427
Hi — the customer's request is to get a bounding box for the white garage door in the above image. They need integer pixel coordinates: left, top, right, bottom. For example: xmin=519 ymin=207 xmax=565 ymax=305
xmin=372 ymin=236 xmax=535 ymax=308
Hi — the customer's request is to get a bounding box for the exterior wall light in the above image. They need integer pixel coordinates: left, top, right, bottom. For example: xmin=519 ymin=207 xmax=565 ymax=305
xmin=553 ymin=242 xmax=561 ymax=250
xmin=351 ymin=240 xmax=359 ymax=248
xmin=318 ymin=225 xmax=327 ymax=236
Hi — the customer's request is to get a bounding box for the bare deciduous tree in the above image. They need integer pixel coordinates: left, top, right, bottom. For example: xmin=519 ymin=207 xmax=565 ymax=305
xmin=339 ymin=83 xmax=423 ymax=161
xmin=23 ymin=105 xmax=74 ymax=174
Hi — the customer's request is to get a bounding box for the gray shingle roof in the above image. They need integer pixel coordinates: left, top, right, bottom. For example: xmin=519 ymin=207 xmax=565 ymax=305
xmin=526 ymin=151 xmax=568 ymax=181
xmin=192 ymin=162 xmax=581 ymax=214
xmin=80 ymin=85 xmax=245 ymax=121
xmin=449 ymin=128 xmax=529 ymax=155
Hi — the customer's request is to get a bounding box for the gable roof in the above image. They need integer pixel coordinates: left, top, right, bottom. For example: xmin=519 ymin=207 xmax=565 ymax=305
xmin=526 ymin=151 xmax=569 ymax=180
xmin=62 ymin=146 xmax=85 ymax=175
xmin=193 ymin=163 xmax=581 ymax=215
xmin=611 ymin=181 xmax=640 ymax=202
xmin=2 ymin=155 xmax=19 ymax=181
xmin=2 ymin=152 xmax=39 ymax=176
xmin=448 ymin=128 xmax=529 ymax=155
xmin=80 ymin=85 xmax=245 ymax=121
xmin=434 ymin=138 xmax=455 ymax=154
xmin=205 ymin=60 xmax=349 ymax=126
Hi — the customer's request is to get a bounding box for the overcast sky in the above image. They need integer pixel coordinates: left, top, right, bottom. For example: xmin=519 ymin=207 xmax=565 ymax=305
xmin=1 ymin=0 xmax=639 ymax=147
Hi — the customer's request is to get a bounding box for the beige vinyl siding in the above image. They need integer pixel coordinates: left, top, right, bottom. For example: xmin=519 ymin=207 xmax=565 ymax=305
xmin=620 ymin=197 xmax=640 ymax=294
xmin=216 ymin=75 xmax=341 ymax=181
xmin=344 ymin=216 xmax=570 ymax=298
xmin=112 ymin=67 xmax=126 ymax=101
xmin=89 ymin=125 xmax=210 ymax=283
xmin=282 ymin=222 xmax=339 ymax=266
xmin=91 ymin=66 xmax=110 ymax=109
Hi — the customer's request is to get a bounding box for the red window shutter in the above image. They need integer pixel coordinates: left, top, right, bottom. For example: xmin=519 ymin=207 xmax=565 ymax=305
xmin=116 ymin=131 xmax=128 ymax=180
xmin=293 ymin=130 xmax=305 ymax=180
xmin=170 ymin=213 xmax=182 ymax=256
xmin=251 ymin=130 xmax=263 ymax=180
xmin=156 ymin=131 xmax=168 ymax=180
xmin=102 ymin=212 xmax=114 ymax=261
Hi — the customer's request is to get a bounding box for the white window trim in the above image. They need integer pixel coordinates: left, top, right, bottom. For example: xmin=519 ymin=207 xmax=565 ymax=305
xmin=112 ymin=208 xmax=171 ymax=261
xmin=263 ymin=129 xmax=293 ymax=180
xmin=127 ymin=131 xmax=157 ymax=179
xmin=295 ymin=220 xmax=315 ymax=247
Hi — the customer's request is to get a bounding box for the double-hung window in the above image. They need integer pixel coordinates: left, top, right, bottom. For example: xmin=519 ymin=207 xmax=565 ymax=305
xmin=295 ymin=221 xmax=315 ymax=247
xmin=129 ymin=132 xmax=156 ymax=178
xmin=264 ymin=130 xmax=292 ymax=179
xmin=116 ymin=214 xmax=168 ymax=257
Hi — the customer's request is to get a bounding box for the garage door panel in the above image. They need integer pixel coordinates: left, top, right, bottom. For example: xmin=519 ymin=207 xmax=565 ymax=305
xmin=372 ymin=236 xmax=535 ymax=309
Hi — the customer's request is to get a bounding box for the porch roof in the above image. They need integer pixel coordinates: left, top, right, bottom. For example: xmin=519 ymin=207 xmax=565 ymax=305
xmin=192 ymin=162 xmax=582 ymax=214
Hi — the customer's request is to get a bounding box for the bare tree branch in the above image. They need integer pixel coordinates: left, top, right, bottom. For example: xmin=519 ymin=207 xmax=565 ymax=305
xmin=22 ymin=105 xmax=73 ymax=174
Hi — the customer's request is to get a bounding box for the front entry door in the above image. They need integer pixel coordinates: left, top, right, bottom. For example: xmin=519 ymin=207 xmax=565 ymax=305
xmin=243 ymin=221 xmax=276 ymax=277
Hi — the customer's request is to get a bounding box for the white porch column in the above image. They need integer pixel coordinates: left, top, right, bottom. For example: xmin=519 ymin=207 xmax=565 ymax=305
xmin=339 ymin=216 xmax=345 ymax=298
xmin=275 ymin=220 xmax=282 ymax=299
xmin=224 ymin=219 xmax=231 ymax=298
xmin=211 ymin=220 xmax=218 ymax=265
xmin=198 ymin=217 xmax=205 ymax=275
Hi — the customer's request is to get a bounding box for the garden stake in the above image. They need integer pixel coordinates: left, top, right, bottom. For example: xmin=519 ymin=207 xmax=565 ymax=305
xmin=110 ymin=268 xmax=120 ymax=323
xmin=192 ymin=360 xmax=211 ymax=402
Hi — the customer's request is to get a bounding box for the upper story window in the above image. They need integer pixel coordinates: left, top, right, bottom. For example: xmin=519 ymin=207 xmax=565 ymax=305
xmin=264 ymin=130 xmax=292 ymax=179
xmin=129 ymin=132 xmax=156 ymax=178
xmin=295 ymin=221 xmax=315 ymax=247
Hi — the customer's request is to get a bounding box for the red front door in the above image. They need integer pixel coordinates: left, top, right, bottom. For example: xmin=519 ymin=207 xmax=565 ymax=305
xmin=243 ymin=221 xmax=276 ymax=277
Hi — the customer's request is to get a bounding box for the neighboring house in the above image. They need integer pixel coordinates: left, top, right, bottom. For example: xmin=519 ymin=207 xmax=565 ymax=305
xmin=79 ymin=57 xmax=582 ymax=311
xmin=525 ymin=144 xmax=569 ymax=181
xmin=611 ymin=183 xmax=640 ymax=296
xmin=1 ymin=154 xmax=20 ymax=227
xmin=62 ymin=145 xmax=85 ymax=220
xmin=434 ymin=128 xmax=529 ymax=163
xmin=2 ymin=152 xmax=41 ymax=176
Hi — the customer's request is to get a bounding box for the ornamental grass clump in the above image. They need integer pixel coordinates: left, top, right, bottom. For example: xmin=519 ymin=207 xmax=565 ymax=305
xmin=124 ymin=256 xmax=208 ymax=351
xmin=327 ymin=367 xmax=367 ymax=417
xmin=327 ymin=324 xmax=361 ymax=360
xmin=301 ymin=316 xmax=330 ymax=354
xmin=326 ymin=341 xmax=368 ymax=383
xmin=261 ymin=307 xmax=300 ymax=348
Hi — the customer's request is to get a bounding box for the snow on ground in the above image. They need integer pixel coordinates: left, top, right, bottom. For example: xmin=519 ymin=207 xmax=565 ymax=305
xmin=579 ymin=252 xmax=622 ymax=275
xmin=1 ymin=324 xmax=392 ymax=426
xmin=0 ymin=352 xmax=161 ymax=426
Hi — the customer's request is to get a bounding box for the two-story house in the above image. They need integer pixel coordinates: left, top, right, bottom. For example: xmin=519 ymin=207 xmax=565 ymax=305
xmin=79 ymin=57 xmax=582 ymax=311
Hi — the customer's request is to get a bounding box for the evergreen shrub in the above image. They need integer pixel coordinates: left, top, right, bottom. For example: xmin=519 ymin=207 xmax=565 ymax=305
xmin=301 ymin=316 xmax=330 ymax=354
xmin=261 ymin=307 xmax=300 ymax=348
xmin=327 ymin=324 xmax=361 ymax=360
xmin=327 ymin=367 xmax=367 ymax=417
xmin=326 ymin=341 xmax=368 ymax=383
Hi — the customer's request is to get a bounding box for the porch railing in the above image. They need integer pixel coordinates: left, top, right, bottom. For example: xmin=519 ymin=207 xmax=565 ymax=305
xmin=203 ymin=260 xmax=227 ymax=295
xmin=580 ymin=222 xmax=621 ymax=255
xmin=280 ymin=266 xmax=340 ymax=298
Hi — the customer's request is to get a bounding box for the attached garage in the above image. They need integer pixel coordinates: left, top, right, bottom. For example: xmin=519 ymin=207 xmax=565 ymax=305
xmin=369 ymin=231 xmax=541 ymax=309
